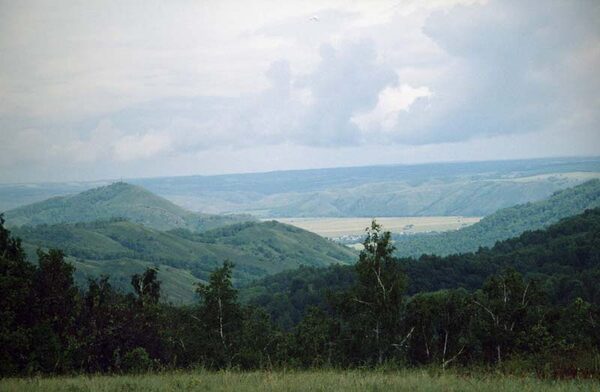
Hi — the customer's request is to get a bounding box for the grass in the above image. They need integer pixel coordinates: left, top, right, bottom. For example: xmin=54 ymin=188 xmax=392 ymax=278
xmin=271 ymin=216 xmax=481 ymax=238
xmin=1 ymin=369 xmax=598 ymax=392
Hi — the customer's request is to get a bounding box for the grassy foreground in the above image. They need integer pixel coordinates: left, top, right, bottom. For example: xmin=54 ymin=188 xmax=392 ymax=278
xmin=1 ymin=370 xmax=598 ymax=392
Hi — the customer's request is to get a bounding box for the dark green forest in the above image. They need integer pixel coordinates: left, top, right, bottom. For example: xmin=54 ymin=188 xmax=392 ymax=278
xmin=2 ymin=210 xmax=599 ymax=377
xmin=243 ymin=208 xmax=600 ymax=328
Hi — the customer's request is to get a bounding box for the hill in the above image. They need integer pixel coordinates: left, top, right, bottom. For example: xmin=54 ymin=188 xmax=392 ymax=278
xmin=241 ymin=208 xmax=600 ymax=328
xmin=14 ymin=219 xmax=357 ymax=304
xmin=2 ymin=157 xmax=600 ymax=217
xmin=392 ymin=179 xmax=600 ymax=257
xmin=4 ymin=182 xmax=251 ymax=231
xmin=131 ymin=157 xmax=600 ymax=217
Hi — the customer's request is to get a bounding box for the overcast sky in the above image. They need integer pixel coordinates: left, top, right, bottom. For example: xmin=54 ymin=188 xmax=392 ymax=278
xmin=1 ymin=0 xmax=599 ymax=183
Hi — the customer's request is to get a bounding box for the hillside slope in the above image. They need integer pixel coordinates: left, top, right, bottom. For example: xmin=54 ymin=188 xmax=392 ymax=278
xmin=132 ymin=157 xmax=600 ymax=216
xmin=4 ymin=182 xmax=251 ymax=231
xmin=241 ymin=208 xmax=600 ymax=328
xmin=392 ymin=179 xmax=600 ymax=257
xmin=15 ymin=219 xmax=356 ymax=304
xmin=2 ymin=157 xmax=599 ymax=216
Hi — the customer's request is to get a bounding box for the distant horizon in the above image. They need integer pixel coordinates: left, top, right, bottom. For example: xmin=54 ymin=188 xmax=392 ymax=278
xmin=2 ymin=153 xmax=599 ymax=186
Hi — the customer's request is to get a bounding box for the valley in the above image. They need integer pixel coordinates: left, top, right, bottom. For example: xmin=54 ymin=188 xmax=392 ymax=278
xmin=271 ymin=216 xmax=481 ymax=239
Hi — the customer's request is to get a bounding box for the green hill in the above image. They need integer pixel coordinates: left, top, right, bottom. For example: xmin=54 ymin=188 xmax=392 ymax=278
xmin=4 ymin=182 xmax=251 ymax=232
xmin=3 ymin=157 xmax=600 ymax=216
xmin=392 ymin=179 xmax=600 ymax=257
xmin=241 ymin=208 xmax=600 ymax=328
xmin=14 ymin=219 xmax=356 ymax=304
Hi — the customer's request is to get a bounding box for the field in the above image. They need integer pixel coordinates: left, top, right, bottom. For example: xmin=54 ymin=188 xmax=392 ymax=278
xmin=272 ymin=216 xmax=481 ymax=239
xmin=1 ymin=370 xmax=597 ymax=392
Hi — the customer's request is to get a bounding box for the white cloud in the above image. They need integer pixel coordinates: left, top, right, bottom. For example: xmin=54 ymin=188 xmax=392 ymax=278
xmin=351 ymin=84 xmax=432 ymax=132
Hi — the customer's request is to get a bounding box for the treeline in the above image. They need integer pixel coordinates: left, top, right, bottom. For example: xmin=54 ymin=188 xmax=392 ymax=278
xmin=1 ymin=213 xmax=600 ymax=377
xmin=244 ymin=208 xmax=600 ymax=328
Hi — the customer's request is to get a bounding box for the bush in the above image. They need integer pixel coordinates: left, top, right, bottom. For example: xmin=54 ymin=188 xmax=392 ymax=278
xmin=122 ymin=347 xmax=153 ymax=373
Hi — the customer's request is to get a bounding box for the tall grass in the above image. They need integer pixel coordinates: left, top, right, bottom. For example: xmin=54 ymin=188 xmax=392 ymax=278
xmin=1 ymin=369 xmax=598 ymax=392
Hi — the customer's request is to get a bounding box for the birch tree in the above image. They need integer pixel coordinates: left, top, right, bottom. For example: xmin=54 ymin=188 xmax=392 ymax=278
xmin=351 ymin=220 xmax=407 ymax=364
xmin=196 ymin=261 xmax=242 ymax=368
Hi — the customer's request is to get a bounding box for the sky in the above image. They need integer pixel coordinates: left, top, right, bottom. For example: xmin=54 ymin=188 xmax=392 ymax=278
xmin=0 ymin=0 xmax=599 ymax=183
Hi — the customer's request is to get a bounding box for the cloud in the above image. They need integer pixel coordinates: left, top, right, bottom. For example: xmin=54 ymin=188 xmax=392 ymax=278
xmin=113 ymin=132 xmax=173 ymax=162
xmin=351 ymin=84 xmax=432 ymax=132
xmin=0 ymin=0 xmax=598 ymax=182
xmin=380 ymin=0 xmax=600 ymax=144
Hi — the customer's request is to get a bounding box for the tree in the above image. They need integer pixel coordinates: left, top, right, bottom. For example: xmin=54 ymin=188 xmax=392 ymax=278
xmin=293 ymin=307 xmax=338 ymax=367
xmin=345 ymin=220 xmax=407 ymax=364
xmin=33 ymin=249 xmax=79 ymax=372
xmin=405 ymin=289 xmax=473 ymax=369
xmin=472 ymin=269 xmax=544 ymax=365
xmin=0 ymin=216 xmax=36 ymax=375
xmin=196 ymin=261 xmax=242 ymax=367
xmin=131 ymin=267 xmax=161 ymax=306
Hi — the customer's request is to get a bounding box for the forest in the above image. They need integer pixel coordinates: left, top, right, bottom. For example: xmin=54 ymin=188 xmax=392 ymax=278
xmin=2 ymin=209 xmax=599 ymax=378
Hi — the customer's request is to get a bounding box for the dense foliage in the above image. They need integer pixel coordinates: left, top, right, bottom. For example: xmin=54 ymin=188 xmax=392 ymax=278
xmin=2 ymin=211 xmax=599 ymax=377
xmin=12 ymin=219 xmax=356 ymax=303
xmin=391 ymin=179 xmax=600 ymax=257
xmin=242 ymin=208 xmax=600 ymax=328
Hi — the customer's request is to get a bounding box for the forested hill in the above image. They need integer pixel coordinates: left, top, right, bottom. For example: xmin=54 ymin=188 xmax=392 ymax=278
xmin=241 ymin=208 xmax=600 ymax=328
xmin=393 ymin=179 xmax=600 ymax=257
xmin=14 ymin=219 xmax=356 ymax=304
xmin=4 ymin=182 xmax=252 ymax=232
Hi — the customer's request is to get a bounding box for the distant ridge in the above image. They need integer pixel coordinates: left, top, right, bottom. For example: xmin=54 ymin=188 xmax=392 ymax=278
xmin=4 ymin=182 xmax=252 ymax=232
xmin=2 ymin=157 xmax=599 ymax=216
xmin=392 ymin=179 xmax=600 ymax=257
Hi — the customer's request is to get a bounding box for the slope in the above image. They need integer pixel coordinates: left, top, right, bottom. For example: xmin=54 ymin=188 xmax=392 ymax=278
xmin=14 ymin=219 xmax=357 ymax=304
xmin=131 ymin=156 xmax=600 ymax=216
xmin=241 ymin=208 xmax=600 ymax=328
xmin=392 ymin=179 xmax=600 ymax=257
xmin=4 ymin=182 xmax=251 ymax=231
xmin=3 ymin=157 xmax=600 ymax=216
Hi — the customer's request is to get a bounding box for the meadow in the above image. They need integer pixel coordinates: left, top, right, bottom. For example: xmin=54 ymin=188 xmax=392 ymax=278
xmin=272 ymin=216 xmax=481 ymax=238
xmin=1 ymin=370 xmax=597 ymax=392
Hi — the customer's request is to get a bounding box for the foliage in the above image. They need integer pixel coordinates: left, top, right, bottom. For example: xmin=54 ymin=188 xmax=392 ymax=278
xmin=121 ymin=348 xmax=153 ymax=373
xmin=392 ymin=179 xmax=600 ymax=257
xmin=242 ymin=208 xmax=600 ymax=326
xmin=131 ymin=268 xmax=161 ymax=306
xmin=340 ymin=220 xmax=407 ymax=364
xmin=196 ymin=261 xmax=242 ymax=368
xmin=12 ymin=219 xmax=356 ymax=304
xmin=1 ymin=212 xmax=600 ymax=377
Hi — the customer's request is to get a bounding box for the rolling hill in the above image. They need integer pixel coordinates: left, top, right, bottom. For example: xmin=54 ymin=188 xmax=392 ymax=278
xmin=131 ymin=157 xmax=600 ymax=217
xmin=3 ymin=182 xmax=252 ymax=232
xmin=391 ymin=179 xmax=600 ymax=257
xmin=2 ymin=157 xmax=600 ymax=217
xmin=14 ymin=219 xmax=357 ymax=304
